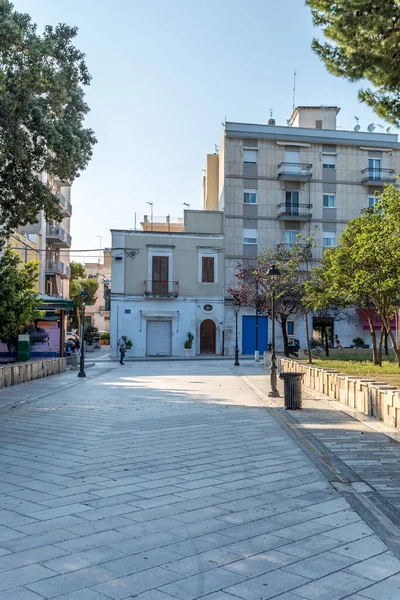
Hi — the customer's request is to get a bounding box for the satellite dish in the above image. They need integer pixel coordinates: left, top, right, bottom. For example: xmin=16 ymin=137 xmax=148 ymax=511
xmin=367 ymin=123 xmax=376 ymax=133
xmin=387 ymin=126 xmax=394 ymax=133
xmin=354 ymin=124 xmax=361 ymax=132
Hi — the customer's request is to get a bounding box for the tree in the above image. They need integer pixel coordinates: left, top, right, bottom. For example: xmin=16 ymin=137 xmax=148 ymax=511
xmin=306 ymin=1 xmax=400 ymax=125
xmin=0 ymin=245 xmax=42 ymax=352
xmin=70 ymin=277 xmax=98 ymax=331
xmin=304 ymin=185 xmax=400 ymax=365
xmin=70 ymin=261 xmax=86 ymax=281
xmin=0 ymin=1 xmax=96 ymax=243
xmin=228 ymin=241 xmax=311 ymax=357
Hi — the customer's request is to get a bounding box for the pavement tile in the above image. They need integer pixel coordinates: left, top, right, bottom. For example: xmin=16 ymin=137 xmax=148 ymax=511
xmin=223 ymin=549 xmax=298 ymax=577
xmin=93 ymin=566 xmax=180 ymax=599
xmin=160 ymin=567 xmax=246 ymax=599
xmin=332 ymin=535 xmax=389 ymax=560
xmin=323 ymin=521 xmax=374 ymax=542
xmin=223 ymin=533 xmax=289 ymax=558
xmin=283 ymin=550 xmax=358 ymax=579
xmin=345 ymin=551 xmax=400 ymax=581
xmin=295 ymin=571 xmax=372 ymax=600
xmin=104 ymin=547 xmax=183 ymax=576
xmin=0 ymin=588 xmax=45 ymax=600
xmin=357 ymin=573 xmax=400 ymax=599
xmin=43 ymin=546 xmax=127 ymax=574
xmin=225 ymin=569 xmax=310 ymax=600
xmin=0 ymin=563 xmax=54 ymax=592
xmin=163 ymin=548 xmax=240 ymax=577
xmin=27 ymin=565 xmax=117 ymax=598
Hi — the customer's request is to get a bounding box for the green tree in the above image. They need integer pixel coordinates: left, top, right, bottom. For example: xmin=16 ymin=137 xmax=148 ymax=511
xmin=0 ymin=245 xmax=42 ymax=352
xmin=0 ymin=1 xmax=96 ymax=243
xmin=70 ymin=261 xmax=86 ymax=280
xmin=70 ymin=277 xmax=98 ymax=331
xmin=306 ymin=1 xmax=400 ymax=125
xmin=304 ymin=185 xmax=400 ymax=365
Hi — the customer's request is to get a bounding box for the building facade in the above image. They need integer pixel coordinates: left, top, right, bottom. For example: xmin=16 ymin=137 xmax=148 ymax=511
xmin=203 ymin=106 xmax=400 ymax=354
xmin=110 ymin=211 xmax=224 ymax=358
xmin=84 ymin=249 xmax=112 ymax=332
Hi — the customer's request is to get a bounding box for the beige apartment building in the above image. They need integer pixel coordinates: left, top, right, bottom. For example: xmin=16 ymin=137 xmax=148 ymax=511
xmin=110 ymin=210 xmax=224 ymax=357
xmin=203 ymin=106 xmax=400 ymax=354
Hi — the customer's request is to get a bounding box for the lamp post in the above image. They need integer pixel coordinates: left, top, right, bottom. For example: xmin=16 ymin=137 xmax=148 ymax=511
xmin=234 ymin=305 xmax=240 ymax=367
xmin=267 ymin=264 xmax=280 ymax=397
xmin=78 ymin=289 xmax=89 ymax=378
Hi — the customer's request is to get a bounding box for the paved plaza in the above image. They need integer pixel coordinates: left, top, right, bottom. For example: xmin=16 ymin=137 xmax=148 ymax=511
xmin=0 ymin=361 xmax=400 ymax=599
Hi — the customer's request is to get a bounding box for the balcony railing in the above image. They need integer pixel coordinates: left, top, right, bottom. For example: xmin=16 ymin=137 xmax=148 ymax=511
xmin=277 ymin=203 xmax=312 ymax=220
xmin=361 ymin=168 xmax=397 ymax=185
xmin=45 ymin=260 xmax=71 ymax=278
xmin=144 ymin=280 xmax=179 ymax=298
xmin=46 ymin=223 xmax=72 ymax=247
xmin=59 ymin=193 xmax=72 ymax=216
xmin=277 ymin=162 xmax=312 ymax=181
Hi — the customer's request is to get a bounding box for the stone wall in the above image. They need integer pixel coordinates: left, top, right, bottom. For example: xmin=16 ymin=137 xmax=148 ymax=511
xmin=279 ymin=357 xmax=400 ymax=430
xmin=0 ymin=358 xmax=66 ymax=389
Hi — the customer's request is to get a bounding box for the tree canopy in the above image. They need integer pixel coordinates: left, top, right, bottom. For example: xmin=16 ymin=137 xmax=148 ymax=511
xmin=0 ymin=1 xmax=96 ymax=242
xmin=0 ymin=245 xmax=42 ymax=346
xmin=306 ymin=1 xmax=400 ymax=125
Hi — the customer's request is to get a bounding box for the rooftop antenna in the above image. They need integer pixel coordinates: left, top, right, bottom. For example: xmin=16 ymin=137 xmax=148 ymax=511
xmin=292 ymin=69 xmax=296 ymax=111
xmin=214 ymin=144 xmax=219 ymax=153
xmin=183 ymin=202 xmax=190 ymax=209
xmin=367 ymin=123 xmax=377 ymax=133
xmin=354 ymin=116 xmax=361 ymax=132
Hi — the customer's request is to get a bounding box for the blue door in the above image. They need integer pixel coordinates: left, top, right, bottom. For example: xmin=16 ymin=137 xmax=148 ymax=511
xmin=242 ymin=316 xmax=268 ymax=355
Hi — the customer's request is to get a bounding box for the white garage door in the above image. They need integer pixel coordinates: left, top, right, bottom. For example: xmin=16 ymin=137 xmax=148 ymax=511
xmin=146 ymin=320 xmax=172 ymax=356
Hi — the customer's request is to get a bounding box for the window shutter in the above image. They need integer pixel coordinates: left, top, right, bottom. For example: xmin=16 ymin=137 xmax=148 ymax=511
xmin=202 ymin=257 xmax=214 ymax=282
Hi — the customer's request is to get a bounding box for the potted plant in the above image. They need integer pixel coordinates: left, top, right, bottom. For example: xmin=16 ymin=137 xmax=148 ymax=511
xmin=352 ymin=337 xmax=365 ymax=348
xmin=125 ymin=338 xmax=133 ymax=352
xmin=84 ymin=325 xmax=98 ymax=352
xmin=100 ymin=331 xmax=110 ymax=346
xmin=184 ymin=332 xmax=194 ymax=357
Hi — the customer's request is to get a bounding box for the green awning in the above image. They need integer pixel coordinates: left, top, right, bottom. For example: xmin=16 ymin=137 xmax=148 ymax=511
xmin=38 ymin=295 xmax=74 ymax=311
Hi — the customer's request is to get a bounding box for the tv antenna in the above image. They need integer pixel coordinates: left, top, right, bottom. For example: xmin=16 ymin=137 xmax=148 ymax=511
xmin=354 ymin=116 xmax=360 ymax=132
xmin=367 ymin=123 xmax=377 ymax=133
xmin=292 ymin=69 xmax=296 ymax=111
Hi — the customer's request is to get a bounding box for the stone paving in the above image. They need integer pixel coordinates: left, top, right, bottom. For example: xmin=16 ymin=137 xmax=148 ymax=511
xmin=0 ymin=360 xmax=399 ymax=598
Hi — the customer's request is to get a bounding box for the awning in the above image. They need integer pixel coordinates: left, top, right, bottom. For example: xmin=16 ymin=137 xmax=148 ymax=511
xmin=356 ymin=309 xmax=396 ymax=330
xmin=38 ymin=295 xmax=74 ymax=311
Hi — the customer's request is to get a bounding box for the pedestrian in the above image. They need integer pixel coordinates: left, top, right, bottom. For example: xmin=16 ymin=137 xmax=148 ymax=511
xmin=335 ymin=334 xmax=342 ymax=349
xmin=119 ymin=336 xmax=127 ymax=365
xmin=75 ymin=337 xmax=80 ymax=353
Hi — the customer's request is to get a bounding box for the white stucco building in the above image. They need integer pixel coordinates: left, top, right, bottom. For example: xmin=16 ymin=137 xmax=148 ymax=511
xmin=110 ymin=211 xmax=224 ymax=358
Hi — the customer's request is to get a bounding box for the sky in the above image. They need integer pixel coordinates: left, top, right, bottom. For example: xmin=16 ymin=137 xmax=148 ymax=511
xmin=15 ymin=0 xmax=397 ymax=263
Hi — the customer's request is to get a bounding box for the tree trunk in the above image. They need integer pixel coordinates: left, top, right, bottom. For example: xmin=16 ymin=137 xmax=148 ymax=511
xmin=384 ymin=328 xmax=389 ymax=355
xmin=386 ymin=327 xmax=400 ymax=366
xmin=322 ymin=326 xmax=329 ymax=357
xmin=378 ymin=327 xmax=384 ymax=366
xmin=370 ymin=328 xmax=380 ymax=365
xmin=305 ymin=312 xmax=312 ymax=364
xmin=280 ymin=317 xmax=290 ymax=357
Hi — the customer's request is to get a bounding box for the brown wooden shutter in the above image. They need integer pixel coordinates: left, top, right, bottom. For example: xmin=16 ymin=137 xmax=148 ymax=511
xmin=202 ymin=257 xmax=214 ymax=283
xmin=152 ymin=256 xmax=169 ymax=294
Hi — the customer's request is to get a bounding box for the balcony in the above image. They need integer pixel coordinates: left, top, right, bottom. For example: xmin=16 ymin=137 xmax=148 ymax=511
xmin=45 ymin=260 xmax=71 ymax=278
xmin=144 ymin=280 xmax=179 ymax=298
xmin=46 ymin=223 xmax=72 ymax=247
xmin=59 ymin=193 xmax=72 ymax=216
xmin=361 ymin=168 xmax=397 ymax=186
xmin=277 ymin=162 xmax=312 ymax=181
xmin=277 ymin=203 xmax=312 ymax=221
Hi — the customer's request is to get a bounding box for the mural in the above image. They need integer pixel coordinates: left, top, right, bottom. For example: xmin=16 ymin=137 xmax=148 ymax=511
xmin=0 ymin=320 xmax=61 ymax=362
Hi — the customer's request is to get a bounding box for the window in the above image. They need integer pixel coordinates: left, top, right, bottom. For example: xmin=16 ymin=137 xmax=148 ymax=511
xmin=322 ymin=154 xmax=336 ymax=169
xmin=152 ymin=256 xmax=169 ymax=294
xmin=244 ymin=189 xmax=257 ymax=204
xmin=368 ymin=195 xmax=380 ymax=207
xmin=243 ymin=149 xmax=258 ymax=164
xmin=287 ymin=321 xmax=295 ymax=336
xmin=243 ymin=228 xmax=257 ymax=244
xmin=285 ymin=191 xmax=300 ymax=215
xmin=323 ymin=194 xmax=336 ymax=208
xmin=315 ymin=120 xmax=323 ymax=129
xmin=202 ymin=257 xmax=215 ymax=283
xmin=284 ymin=230 xmax=299 ymax=246
xmin=323 ymin=232 xmax=336 ymax=248
xmin=368 ymin=157 xmax=381 ymax=180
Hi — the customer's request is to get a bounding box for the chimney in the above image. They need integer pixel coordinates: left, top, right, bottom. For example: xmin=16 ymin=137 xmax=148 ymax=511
xmin=268 ymin=118 xmax=276 ymax=125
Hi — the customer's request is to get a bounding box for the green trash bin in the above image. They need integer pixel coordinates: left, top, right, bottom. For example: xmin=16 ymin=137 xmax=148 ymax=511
xmin=17 ymin=334 xmax=31 ymax=362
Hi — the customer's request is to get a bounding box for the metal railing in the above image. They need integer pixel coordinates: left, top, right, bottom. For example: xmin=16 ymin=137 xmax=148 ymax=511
xmin=59 ymin=193 xmax=72 ymax=215
xmin=277 ymin=162 xmax=313 ymax=179
xmin=361 ymin=168 xmax=397 ymax=184
xmin=45 ymin=260 xmax=71 ymax=278
xmin=144 ymin=280 xmax=179 ymax=297
xmin=46 ymin=223 xmax=72 ymax=246
xmin=277 ymin=203 xmax=312 ymax=219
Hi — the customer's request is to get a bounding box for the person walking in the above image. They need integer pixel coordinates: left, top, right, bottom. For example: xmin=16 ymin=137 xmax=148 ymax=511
xmin=119 ymin=336 xmax=127 ymax=365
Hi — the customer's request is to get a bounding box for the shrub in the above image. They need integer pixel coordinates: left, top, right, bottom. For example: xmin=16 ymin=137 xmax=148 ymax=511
xmin=352 ymin=337 xmax=365 ymax=347
xmin=100 ymin=331 xmax=110 ymax=340
xmin=184 ymin=332 xmax=194 ymax=349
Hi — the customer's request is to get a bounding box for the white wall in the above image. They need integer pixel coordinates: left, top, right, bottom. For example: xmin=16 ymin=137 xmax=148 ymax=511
xmin=110 ymin=297 xmax=224 ymax=358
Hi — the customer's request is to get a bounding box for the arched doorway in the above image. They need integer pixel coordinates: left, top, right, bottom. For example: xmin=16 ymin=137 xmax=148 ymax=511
xmin=200 ymin=319 xmax=216 ymax=354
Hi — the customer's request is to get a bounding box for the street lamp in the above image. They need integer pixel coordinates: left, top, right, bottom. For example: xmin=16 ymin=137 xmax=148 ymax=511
xmin=233 ymin=305 xmax=240 ymax=367
xmin=78 ymin=289 xmax=89 ymax=378
xmin=267 ymin=264 xmax=280 ymax=397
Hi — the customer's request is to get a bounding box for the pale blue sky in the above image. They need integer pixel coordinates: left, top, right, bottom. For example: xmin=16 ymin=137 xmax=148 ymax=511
xmin=16 ymin=0 xmax=395 ymax=260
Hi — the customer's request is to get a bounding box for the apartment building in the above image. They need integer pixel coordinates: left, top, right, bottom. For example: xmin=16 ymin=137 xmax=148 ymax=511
xmin=17 ymin=172 xmax=72 ymax=299
xmin=84 ymin=249 xmax=112 ymax=332
xmin=203 ymin=106 xmax=400 ymax=354
xmin=110 ymin=210 xmax=224 ymax=357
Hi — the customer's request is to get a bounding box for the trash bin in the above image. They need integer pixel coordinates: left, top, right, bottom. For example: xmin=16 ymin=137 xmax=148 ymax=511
xmin=17 ymin=334 xmax=31 ymax=362
xmin=279 ymin=372 xmax=304 ymax=409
